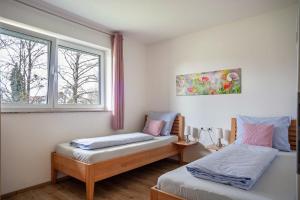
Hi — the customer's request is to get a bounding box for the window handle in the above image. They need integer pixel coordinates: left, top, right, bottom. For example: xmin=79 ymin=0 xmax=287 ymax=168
xmin=51 ymin=65 xmax=55 ymax=75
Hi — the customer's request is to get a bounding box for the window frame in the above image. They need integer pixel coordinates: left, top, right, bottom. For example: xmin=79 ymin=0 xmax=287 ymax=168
xmin=54 ymin=40 xmax=105 ymax=111
xmin=0 ymin=23 xmax=107 ymax=113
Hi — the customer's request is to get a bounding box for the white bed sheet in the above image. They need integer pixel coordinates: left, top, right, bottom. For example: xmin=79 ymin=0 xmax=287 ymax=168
xmin=158 ymin=151 xmax=296 ymax=200
xmin=56 ymin=134 xmax=178 ymax=164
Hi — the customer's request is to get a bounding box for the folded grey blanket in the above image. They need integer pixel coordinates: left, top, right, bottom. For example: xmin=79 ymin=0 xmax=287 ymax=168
xmin=70 ymin=132 xmax=154 ymax=150
xmin=186 ymin=144 xmax=278 ymax=190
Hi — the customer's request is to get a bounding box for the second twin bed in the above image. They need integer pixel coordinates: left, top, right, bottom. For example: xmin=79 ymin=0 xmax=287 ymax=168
xmin=151 ymin=117 xmax=296 ymax=200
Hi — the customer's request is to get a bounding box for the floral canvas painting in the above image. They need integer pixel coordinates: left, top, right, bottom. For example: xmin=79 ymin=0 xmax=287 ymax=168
xmin=176 ymin=68 xmax=241 ymax=95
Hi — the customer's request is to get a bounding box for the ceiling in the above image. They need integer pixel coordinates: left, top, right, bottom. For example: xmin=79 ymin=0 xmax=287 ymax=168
xmin=20 ymin=0 xmax=296 ymax=44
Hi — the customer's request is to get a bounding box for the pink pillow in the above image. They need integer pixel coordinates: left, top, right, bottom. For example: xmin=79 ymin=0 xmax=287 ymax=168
xmin=242 ymin=123 xmax=274 ymax=147
xmin=143 ymin=119 xmax=164 ymax=136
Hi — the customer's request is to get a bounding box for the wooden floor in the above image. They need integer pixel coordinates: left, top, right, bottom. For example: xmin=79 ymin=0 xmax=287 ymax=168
xmin=4 ymin=159 xmax=181 ymax=200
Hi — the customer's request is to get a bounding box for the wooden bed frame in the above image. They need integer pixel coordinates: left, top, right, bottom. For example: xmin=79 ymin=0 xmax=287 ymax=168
xmin=51 ymin=114 xmax=185 ymax=200
xmin=150 ymin=118 xmax=297 ymax=200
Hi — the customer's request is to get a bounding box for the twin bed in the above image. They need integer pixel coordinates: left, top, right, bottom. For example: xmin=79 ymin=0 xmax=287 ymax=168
xmin=51 ymin=115 xmax=296 ymax=200
xmin=153 ymin=151 xmax=296 ymax=200
xmin=151 ymin=118 xmax=297 ymax=200
xmin=51 ymin=115 xmax=185 ymax=200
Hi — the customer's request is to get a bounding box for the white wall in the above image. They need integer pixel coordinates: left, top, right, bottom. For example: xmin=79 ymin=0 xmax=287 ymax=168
xmin=0 ymin=0 xmax=147 ymax=194
xmin=146 ymin=5 xmax=298 ymax=137
xmin=0 ymin=0 xmax=298 ymax=195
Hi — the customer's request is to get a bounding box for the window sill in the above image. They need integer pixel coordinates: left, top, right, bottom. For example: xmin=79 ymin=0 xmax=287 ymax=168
xmin=1 ymin=108 xmax=112 ymax=114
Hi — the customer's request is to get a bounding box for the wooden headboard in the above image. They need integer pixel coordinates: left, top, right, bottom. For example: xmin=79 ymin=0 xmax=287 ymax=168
xmin=145 ymin=114 xmax=185 ymax=141
xmin=230 ymin=118 xmax=297 ymax=150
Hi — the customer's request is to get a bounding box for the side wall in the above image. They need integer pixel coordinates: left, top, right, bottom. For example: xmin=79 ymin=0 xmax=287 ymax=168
xmin=0 ymin=0 xmax=147 ymax=194
xmin=146 ymin=5 xmax=298 ymax=134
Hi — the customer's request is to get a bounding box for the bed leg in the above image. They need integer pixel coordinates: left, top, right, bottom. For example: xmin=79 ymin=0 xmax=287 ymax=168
xmin=86 ymin=179 xmax=95 ymax=200
xmin=51 ymin=152 xmax=57 ymax=184
xmin=150 ymin=186 xmax=158 ymax=200
xmin=86 ymin=165 xmax=95 ymax=200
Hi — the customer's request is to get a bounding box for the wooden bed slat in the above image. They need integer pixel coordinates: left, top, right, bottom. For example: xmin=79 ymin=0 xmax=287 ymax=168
xmin=151 ymin=186 xmax=185 ymax=200
xmin=52 ymin=152 xmax=87 ymax=182
xmin=93 ymin=144 xmax=178 ymax=181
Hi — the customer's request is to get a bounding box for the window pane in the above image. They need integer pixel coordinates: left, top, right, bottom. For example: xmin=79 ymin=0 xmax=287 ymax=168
xmin=0 ymin=30 xmax=49 ymax=104
xmin=57 ymin=46 xmax=100 ymax=105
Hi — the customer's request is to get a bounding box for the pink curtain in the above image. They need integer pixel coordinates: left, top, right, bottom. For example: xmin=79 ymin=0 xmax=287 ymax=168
xmin=111 ymin=32 xmax=124 ymax=130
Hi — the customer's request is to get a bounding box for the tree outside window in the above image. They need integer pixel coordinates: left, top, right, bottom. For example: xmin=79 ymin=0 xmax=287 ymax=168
xmin=57 ymin=46 xmax=100 ymax=105
xmin=0 ymin=31 xmax=49 ymax=104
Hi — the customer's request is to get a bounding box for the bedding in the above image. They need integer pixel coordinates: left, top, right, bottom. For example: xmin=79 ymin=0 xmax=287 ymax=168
xmin=147 ymin=112 xmax=178 ymax=136
xmin=158 ymin=151 xmax=296 ymax=200
xmin=56 ymin=135 xmax=178 ymax=163
xmin=236 ymin=115 xmax=290 ymax=151
xmin=70 ymin=132 xmax=154 ymax=150
xmin=186 ymin=144 xmax=278 ymax=190
xmin=242 ymin=123 xmax=274 ymax=147
xmin=143 ymin=118 xmax=165 ymax=136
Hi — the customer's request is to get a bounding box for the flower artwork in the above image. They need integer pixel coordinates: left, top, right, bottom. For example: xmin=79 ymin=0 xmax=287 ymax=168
xmin=176 ymin=68 xmax=241 ymax=95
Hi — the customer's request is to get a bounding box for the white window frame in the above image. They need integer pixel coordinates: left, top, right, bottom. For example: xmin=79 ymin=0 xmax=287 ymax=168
xmin=0 ymin=23 xmax=107 ymax=113
xmin=54 ymin=40 xmax=105 ymax=111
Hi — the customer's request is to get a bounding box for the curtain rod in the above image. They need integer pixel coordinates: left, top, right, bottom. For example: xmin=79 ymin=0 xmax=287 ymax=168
xmin=14 ymin=0 xmax=113 ymax=37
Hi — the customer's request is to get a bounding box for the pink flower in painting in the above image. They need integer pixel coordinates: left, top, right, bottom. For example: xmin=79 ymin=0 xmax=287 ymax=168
xmin=202 ymin=76 xmax=209 ymax=82
xmin=187 ymin=87 xmax=196 ymax=93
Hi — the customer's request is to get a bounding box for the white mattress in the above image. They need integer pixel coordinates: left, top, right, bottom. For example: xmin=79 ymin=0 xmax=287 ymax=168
xmin=158 ymin=151 xmax=296 ymax=200
xmin=56 ymin=134 xmax=178 ymax=164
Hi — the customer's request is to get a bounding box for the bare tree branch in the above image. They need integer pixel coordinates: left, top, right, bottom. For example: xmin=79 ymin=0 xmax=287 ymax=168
xmin=0 ymin=34 xmax=48 ymax=104
xmin=57 ymin=48 xmax=99 ymax=104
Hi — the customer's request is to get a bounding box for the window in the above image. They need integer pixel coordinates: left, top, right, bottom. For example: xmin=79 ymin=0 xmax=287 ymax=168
xmin=0 ymin=26 xmax=106 ymax=112
xmin=57 ymin=46 xmax=100 ymax=105
xmin=0 ymin=29 xmax=50 ymax=105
